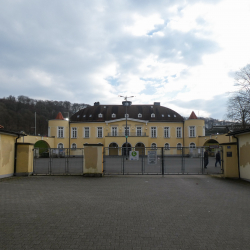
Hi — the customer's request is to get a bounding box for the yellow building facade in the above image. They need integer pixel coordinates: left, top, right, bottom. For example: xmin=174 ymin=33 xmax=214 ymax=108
xmin=48 ymin=102 xmax=206 ymax=155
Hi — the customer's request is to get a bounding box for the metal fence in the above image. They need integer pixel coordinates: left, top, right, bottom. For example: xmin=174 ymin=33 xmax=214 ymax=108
xmin=33 ymin=148 xmax=84 ymax=175
xmin=103 ymin=147 xmax=223 ymax=175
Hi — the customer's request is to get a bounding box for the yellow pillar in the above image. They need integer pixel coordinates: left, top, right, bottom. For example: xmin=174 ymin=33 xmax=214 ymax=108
xmin=83 ymin=144 xmax=103 ymax=177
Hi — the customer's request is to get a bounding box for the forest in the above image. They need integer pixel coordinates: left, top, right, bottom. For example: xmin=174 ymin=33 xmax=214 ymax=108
xmin=0 ymin=95 xmax=89 ymax=136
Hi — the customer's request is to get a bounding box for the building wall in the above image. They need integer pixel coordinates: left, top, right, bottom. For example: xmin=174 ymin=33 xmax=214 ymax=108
xmin=238 ymin=133 xmax=250 ymax=181
xmin=0 ymin=134 xmax=16 ymax=178
xmin=17 ymin=135 xmax=55 ymax=148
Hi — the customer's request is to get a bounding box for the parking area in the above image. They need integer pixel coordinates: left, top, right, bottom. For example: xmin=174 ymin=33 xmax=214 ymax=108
xmin=0 ymin=175 xmax=250 ymax=250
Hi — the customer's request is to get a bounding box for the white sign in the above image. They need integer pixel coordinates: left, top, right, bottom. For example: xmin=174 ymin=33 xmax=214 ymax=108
xmin=129 ymin=151 xmax=139 ymax=160
xmin=148 ymin=151 xmax=157 ymax=164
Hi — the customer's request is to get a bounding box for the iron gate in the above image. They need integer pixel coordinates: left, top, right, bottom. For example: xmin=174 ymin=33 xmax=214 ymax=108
xmin=33 ymin=148 xmax=84 ymax=175
xmin=103 ymin=146 xmax=223 ymax=175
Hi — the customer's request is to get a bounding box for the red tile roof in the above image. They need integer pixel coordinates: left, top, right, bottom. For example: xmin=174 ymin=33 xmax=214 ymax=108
xmin=55 ymin=112 xmax=64 ymax=120
xmin=189 ymin=111 xmax=198 ymax=119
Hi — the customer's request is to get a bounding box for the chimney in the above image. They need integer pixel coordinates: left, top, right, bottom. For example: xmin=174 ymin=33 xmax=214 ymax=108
xmin=94 ymin=102 xmax=100 ymax=106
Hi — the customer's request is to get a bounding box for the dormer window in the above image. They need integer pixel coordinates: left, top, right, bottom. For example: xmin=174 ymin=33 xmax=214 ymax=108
xmin=162 ymin=114 xmax=164 ymax=117
xmin=138 ymin=113 xmax=142 ymax=118
xmin=168 ymin=114 xmax=170 ymax=117
xmin=104 ymin=106 xmax=106 ymax=108
xmin=112 ymin=113 xmax=116 ymax=118
xmin=125 ymin=114 xmax=129 ymax=118
xmin=151 ymin=106 xmax=153 ymax=108
xmin=98 ymin=113 xmax=103 ymax=118
xmin=151 ymin=113 xmax=155 ymax=118
xmin=89 ymin=114 xmax=92 ymax=117
xmin=77 ymin=115 xmax=79 ymax=118
xmin=174 ymin=115 xmax=176 ymax=117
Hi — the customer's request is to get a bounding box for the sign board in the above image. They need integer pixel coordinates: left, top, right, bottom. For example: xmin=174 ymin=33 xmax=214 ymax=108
xmin=129 ymin=151 xmax=139 ymax=161
xmin=148 ymin=151 xmax=157 ymax=165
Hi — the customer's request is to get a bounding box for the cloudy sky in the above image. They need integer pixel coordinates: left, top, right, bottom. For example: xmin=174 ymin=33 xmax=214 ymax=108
xmin=1 ymin=0 xmax=250 ymax=119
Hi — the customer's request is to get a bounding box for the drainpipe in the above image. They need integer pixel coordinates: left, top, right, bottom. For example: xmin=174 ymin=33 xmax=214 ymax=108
xmin=14 ymin=134 xmax=21 ymax=176
xmin=233 ymin=135 xmax=240 ymax=179
xmin=183 ymin=120 xmax=185 ymax=147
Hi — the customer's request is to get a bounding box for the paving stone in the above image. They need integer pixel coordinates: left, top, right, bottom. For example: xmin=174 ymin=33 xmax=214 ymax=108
xmin=0 ymin=175 xmax=250 ymax=249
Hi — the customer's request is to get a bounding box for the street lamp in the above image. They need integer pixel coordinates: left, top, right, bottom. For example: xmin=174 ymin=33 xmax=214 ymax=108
xmin=119 ymin=95 xmax=134 ymax=160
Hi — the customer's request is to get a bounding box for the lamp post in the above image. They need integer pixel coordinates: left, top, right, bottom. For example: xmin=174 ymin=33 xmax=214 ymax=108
xmin=119 ymin=95 xmax=134 ymax=160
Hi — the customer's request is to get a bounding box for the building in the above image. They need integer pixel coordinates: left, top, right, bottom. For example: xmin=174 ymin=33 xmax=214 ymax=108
xmin=48 ymin=102 xmax=205 ymax=154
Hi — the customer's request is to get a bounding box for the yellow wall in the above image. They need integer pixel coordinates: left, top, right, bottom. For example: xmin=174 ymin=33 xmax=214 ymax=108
xmin=237 ymin=133 xmax=250 ymax=181
xmin=198 ymin=134 xmax=235 ymax=146
xmin=17 ymin=135 xmax=55 ymax=148
xmin=0 ymin=134 xmax=16 ymax=178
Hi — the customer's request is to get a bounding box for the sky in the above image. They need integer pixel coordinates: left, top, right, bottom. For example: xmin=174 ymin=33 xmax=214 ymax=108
xmin=1 ymin=0 xmax=250 ymax=120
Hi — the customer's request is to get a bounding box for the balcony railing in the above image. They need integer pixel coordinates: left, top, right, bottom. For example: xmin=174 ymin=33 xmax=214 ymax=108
xmin=107 ymin=132 xmax=147 ymax=137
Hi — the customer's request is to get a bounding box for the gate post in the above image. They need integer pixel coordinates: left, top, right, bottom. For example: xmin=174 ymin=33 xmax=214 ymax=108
xmin=161 ymin=147 xmax=164 ymax=175
xmin=83 ymin=144 xmax=103 ymax=177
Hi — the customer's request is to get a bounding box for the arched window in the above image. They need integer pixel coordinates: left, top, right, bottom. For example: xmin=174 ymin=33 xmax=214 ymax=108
xmin=151 ymin=143 xmax=157 ymax=149
xmin=190 ymin=143 xmax=196 ymax=148
xmin=164 ymin=143 xmax=170 ymax=150
xmin=112 ymin=113 xmax=116 ymax=118
xmin=58 ymin=143 xmax=63 ymax=149
xmin=98 ymin=113 xmax=103 ymax=118
xmin=177 ymin=143 xmax=182 ymax=150
xmin=71 ymin=143 xmax=77 ymax=149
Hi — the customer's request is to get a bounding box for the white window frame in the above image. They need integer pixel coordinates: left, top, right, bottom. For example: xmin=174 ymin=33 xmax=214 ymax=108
xmin=138 ymin=113 xmax=142 ymax=118
xmin=111 ymin=127 xmax=118 ymax=136
xmin=176 ymin=127 xmax=182 ymax=138
xmin=58 ymin=143 xmax=64 ymax=148
xmin=164 ymin=127 xmax=170 ymax=138
xmin=151 ymin=113 xmax=155 ymax=118
xmin=151 ymin=143 xmax=157 ymax=149
xmin=84 ymin=127 xmax=90 ymax=138
xmin=71 ymin=143 xmax=77 ymax=149
xmin=164 ymin=143 xmax=170 ymax=150
xmin=151 ymin=127 xmax=157 ymax=138
xmin=112 ymin=113 xmax=116 ymax=118
xmin=189 ymin=126 xmax=196 ymax=138
xmin=124 ymin=126 xmax=130 ymax=136
xmin=136 ymin=127 xmax=142 ymax=136
xmin=190 ymin=143 xmax=196 ymax=148
xmin=98 ymin=113 xmax=103 ymax=118
xmin=71 ymin=127 xmax=77 ymax=138
xmin=177 ymin=143 xmax=182 ymax=150
xmin=97 ymin=127 xmax=103 ymax=138
xmin=58 ymin=126 xmax=64 ymax=138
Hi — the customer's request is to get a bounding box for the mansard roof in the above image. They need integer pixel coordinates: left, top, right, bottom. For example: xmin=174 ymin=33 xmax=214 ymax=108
xmin=70 ymin=103 xmax=184 ymax=122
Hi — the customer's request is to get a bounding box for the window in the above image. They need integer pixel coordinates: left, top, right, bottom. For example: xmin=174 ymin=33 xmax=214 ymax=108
xmin=89 ymin=114 xmax=92 ymax=117
xmin=168 ymin=114 xmax=170 ymax=117
xmin=162 ymin=114 xmax=164 ymax=117
xmin=151 ymin=113 xmax=155 ymax=118
xmin=83 ymin=115 xmax=86 ymax=117
xmin=125 ymin=114 xmax=129 ymax=118
xmin=98 ymin=113 xmax=103 ymax=118
xmin=84 ymin=127 xmax=90 ymax=138
xmin=189 ymin=126 xmax=195 ymax=137
xmin=136 ymin=127 xmax=142 ymax=136
xmin=58 ymin=143 xmax=63 ymax=148
xmin=71 ymin=143 xmax=77 ymax=149
xmin=71 ymin=127 xmax=77 ymax=138
xmin=174 ymin=115 xmax=176 ymax=117
xmin=124 ymin=126 xmax=130 ymax=136
xmin=58 ymin=127 xmax=64 ymax=138
xmin=112 ymin=113 xmax=116 ymax=118
xmin=151 ymin=127 xmax=157 ymax=138
xmin=165 ymin=143 xmax=170 ymax=150
xmin=177 ymin=127 xmax=182 ymax=138
xmin=151 ymin=143 xmax=157 ymax=149
xmin=190 ymin=143 xmax=196 ymax=148
xmin=177 ymin=143 xmax=182 ymax=150
xmin=111 ymin=127 xmax=117 ymax=136
xmin=77 ymin=115 xmax=79 ymax=118
xmin=97 ymin=127 xmax=103 ymax=138
xmin=138 ymin=113 xmax=142 ymax=118
xmin=164 ymin=127 xmax=170 ymax=138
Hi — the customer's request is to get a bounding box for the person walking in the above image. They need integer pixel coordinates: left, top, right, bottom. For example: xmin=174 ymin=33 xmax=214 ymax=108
xmin=215 ymin=151 xmax=221 ymax=167
xmin=204 ymin=149 xmax=209 ymax=169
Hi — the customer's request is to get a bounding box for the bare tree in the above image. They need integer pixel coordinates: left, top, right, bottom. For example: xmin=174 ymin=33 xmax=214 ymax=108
xmin=227 ymin=94 xmax=250 ymax=129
